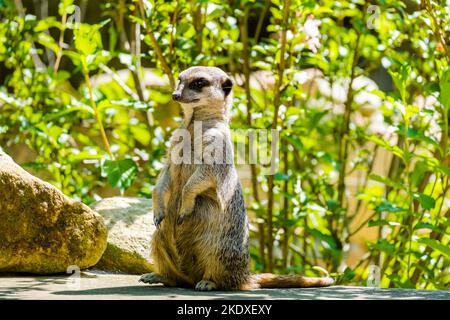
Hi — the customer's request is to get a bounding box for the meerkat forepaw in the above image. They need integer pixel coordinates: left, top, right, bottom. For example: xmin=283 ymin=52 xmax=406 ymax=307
xmin=139 ymin=272 xmax=167 ymax=285
xmin=176 ymin=214 xmax=187 ymax=225
xmin=177 ymin=206 xmax=193 ymax=225
xmin=195 ymin=280 xmax=217 ymax=291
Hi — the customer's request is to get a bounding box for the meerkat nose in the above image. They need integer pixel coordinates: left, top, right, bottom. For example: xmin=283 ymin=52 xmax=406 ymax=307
xmin=172 ymin=92 xmax=182 ymax=101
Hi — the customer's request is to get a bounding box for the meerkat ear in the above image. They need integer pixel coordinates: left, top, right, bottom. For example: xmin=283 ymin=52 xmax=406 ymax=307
xmin=222 ymin=77 xmax=233 ymax=97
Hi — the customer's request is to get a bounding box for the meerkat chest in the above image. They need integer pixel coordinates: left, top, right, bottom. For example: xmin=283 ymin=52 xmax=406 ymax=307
xmin=166 ymin=122 xmax=231 ymax=187
xmin=166 ymin=126 xmax=202 ymax=188
xmin=169 ymin=163 xmax=196 ymax=187
xmin=168 ymin=123 xmax=228 ymax=161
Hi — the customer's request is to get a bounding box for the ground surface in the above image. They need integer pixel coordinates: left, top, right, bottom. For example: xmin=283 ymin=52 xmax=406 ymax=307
xmin=0 ymin=271 xmax=449 ymax=300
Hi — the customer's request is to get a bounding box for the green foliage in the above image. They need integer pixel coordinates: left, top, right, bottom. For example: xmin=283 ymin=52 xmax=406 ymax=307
xmin=0 ymin=0 xmax=449 ymax=289
xmin=101 ymin=158 xmax=138 ymax=193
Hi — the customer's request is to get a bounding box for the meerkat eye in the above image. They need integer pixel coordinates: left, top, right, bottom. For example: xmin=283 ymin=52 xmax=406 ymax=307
xmin=189 ymin=78 xmax=209 ymax=91
xmin=222 ymin=78 xmax=233 ymax=96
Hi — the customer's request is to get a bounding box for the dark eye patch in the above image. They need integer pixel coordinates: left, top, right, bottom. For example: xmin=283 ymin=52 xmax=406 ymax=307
xmin=222 ymin=78 xmax=233 ymax=96
xmin=188 ymin=78 xmax=209 ymax=91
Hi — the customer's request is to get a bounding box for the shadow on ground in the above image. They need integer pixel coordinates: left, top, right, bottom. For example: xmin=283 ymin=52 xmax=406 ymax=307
xmin=1 ymin=273 xmax=449 ymax=300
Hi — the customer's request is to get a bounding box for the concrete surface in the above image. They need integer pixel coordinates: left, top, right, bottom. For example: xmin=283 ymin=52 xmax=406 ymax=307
xmin=0 ymin=271 xmax=449 ymax=300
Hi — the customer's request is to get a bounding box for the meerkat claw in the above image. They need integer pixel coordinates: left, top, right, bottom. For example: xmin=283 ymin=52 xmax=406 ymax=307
xmin=153 ymin=212 xmax=165 ymax=228
xmin=176 ymin=215 xmax=185 ymax=225
xmin=177 ymin=207 xmax=193 ymax=225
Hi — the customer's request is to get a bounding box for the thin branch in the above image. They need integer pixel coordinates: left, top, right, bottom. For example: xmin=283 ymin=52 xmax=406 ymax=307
xmin=138 ymin=0 xmax=175 ymax=89
xmin=54 ymin=9 xmax=67 ymax=73
xmin=130 ymin=19 xmax=146 ymax=101
xmin=190 ymin=0 xmax=203 ymax=54
xmin=282 ymin=148 xmax=289 ymax=268
xmin=255 ymin=0 xmax=270 ymax=43
xmin=146 ymin=29 xmax=175 ymax=89
xmin=266 ymin=0 xmax=290 ymax=272
xmin=423 ymin=0 xmax=450 ymax=62
xmin=82 ymin=61 xmax=114 ymax=160
xmin=99 ymin=64 xmax=140 ymax=100
xmin=239 ymin=5 xmax=266 ymax=270
xmin=337 ymin=2 xmax=368 ymax=237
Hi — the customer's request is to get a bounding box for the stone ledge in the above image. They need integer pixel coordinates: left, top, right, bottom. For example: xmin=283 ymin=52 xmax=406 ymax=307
xmin=1 ymin=272 xmax=449 ymax=300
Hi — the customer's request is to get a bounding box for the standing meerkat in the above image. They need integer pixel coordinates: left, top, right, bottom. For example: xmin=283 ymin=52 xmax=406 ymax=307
xmin=139 ymin=66 xmax=334 ymax=291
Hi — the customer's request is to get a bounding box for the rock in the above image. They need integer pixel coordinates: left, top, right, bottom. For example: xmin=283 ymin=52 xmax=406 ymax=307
xmin=90 ymin=197 xmax=155 ymax=274
xmin=0 ymin=149 xmax=107 ymax=274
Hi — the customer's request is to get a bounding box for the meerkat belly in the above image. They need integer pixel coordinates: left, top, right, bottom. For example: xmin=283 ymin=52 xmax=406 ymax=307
xmin=164 ymin=163 xmax=225 ymax=279
xmin=166 ymin=164 xmax=194 ymax=215
xmin=175 ymin=194 xmax=224 ymax=281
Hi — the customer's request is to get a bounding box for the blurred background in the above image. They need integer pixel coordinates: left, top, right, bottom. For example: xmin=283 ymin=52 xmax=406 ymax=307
xmin=0 ymin=0 xmax=449 ymax=289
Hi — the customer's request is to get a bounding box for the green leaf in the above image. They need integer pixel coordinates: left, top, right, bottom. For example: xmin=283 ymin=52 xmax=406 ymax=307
xmin=371 ymin=239 xmax=395 ymax=254
xmin=439 ymin=67 xmax=450 ymax=110
xmin=342 ymin=267 xmax=356 ymax=282
xmin=411 ymin=161 xmax=430 ymax=186
xmin=375 ymin=201 xmax=406 ymax=213
xmin=36 ymin=33 xmax=59 ymax=54
xmin=368 ymin=219 xmax=400 ymax=227
xmin=285 ymin=135 xmax=303 ymax=151
xmin=418 ymin=238 xmax=450 ymax=260
xmin=58 ymin=0 xmax=74 ymax=16
xmin=414 ymin=222 xmax=441 ymax=233
xmin=273 ymin=172 xmax=289 ymax=181
xmin=307 ymin=228 xmax=337 ymax=250
xmin=101 ymin=159 xmax=138 ymax=192
xmin=74 ymin=23 xmax=103 ymax=57
xmin=389 ymin=63 xmax=411 ymax=102
xmin=365 ymin=135 xmax=405 ymax=160
xmin=252 ymin=60 xmax=272 ymax=71
xmin=412 ymin=193 xmax=436 ymax=210
xmin=369 ymin=174 xmax=405 ymax=190
xmin=34 ymin=17 xmax=60 ymax=32
xmin=416 ymin=155 xmax=450 ymax=177
xmin=63 ymin=50 xmax=82 ymax=65
xmin=397 ymin=125 xmax=440 ymax=149
xmin=42 ymin=104 xmax=94 ymax=121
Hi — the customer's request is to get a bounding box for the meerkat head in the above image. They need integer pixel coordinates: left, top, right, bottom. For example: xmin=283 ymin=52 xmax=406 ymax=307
xmin=172 ymin=66 xmax=233 ymax=119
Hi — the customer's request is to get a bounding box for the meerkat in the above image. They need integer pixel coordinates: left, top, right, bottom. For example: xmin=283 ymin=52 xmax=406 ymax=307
xmin=139 ymin=66 xmax=334 ymax=291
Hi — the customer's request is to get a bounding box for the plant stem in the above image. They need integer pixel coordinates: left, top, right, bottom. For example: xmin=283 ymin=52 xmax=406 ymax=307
xmin=82 ymin=60 xmax=114 ymax=160
xmin=99 ymin=64 xmax=139 ymax=100
xmin=266 ymin=0 xmax=290 ymax=272
xmin=282 ymin=148 xmax=289 ymax=269
xmin=239 ymin=4 xmax=266 ymax=271
xmin=337 ymin=3 xmax=366 ymax=238
xmin=190 ymin=0 xmax=203 ymax=54
xmin=337 ymin=29 xmax=362 ymax=208
xmin=131 ymin=19 xmax=146 ymax=102
xmin=138 ymin=0 xmax=175 ymax=89
xmin=403 ymin=108 xmax=413 ymax=279
xmin=53 ymin=11 xmax=67 ymax=73
xmin=255 ymin=0 xmax=270 ymax=43
xmin=146 ymin=30 xmax=175 ymax=89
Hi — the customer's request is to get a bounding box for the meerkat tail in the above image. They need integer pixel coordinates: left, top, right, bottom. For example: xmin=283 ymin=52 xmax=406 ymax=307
xmin=248 ymin=273 xmax=335 ymax=289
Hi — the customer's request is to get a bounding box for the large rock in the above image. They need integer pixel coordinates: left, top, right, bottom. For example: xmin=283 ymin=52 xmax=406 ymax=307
xmin=0 ymin=149 xmax=107 ymax=274
xmin=90 ymin=197 xmax=155 ymax=274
